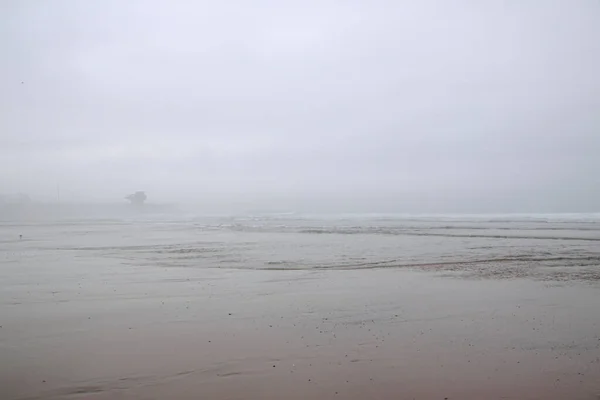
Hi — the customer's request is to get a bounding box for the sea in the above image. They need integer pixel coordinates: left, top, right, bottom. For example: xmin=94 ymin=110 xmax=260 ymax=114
xmin=2 ymin=213 xmax=600 ymax=284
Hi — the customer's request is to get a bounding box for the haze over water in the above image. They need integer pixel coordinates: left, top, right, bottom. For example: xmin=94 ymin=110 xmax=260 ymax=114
xmin=2 ymin=1 xmax=599 ymax=209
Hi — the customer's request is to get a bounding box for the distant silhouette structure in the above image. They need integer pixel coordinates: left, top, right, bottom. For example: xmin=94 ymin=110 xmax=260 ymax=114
xmin=125 ymin=191 xmax=147 ymax=207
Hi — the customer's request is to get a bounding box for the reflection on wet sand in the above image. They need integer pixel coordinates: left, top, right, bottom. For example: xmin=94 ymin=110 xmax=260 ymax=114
xmin=2 ymin=268 xmax=600 ymax=400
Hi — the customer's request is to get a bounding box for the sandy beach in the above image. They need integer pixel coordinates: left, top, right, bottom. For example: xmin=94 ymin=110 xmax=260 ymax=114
xmin=3 ymin=269 xmax=600 ymax=400
xmin=2 ymin=216 xmax=600 ymax=399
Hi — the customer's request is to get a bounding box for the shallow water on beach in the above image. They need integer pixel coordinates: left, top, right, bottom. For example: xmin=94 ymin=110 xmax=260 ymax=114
xmin=2 ymin=213 xmax=600 ymax=279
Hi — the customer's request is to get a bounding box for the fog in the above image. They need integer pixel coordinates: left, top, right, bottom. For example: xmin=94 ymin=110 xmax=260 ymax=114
xmin=1 ymin=1 xmax=599 ymax=213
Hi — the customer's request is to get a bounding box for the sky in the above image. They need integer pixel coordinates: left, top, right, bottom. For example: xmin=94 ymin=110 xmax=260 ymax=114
xmin=1 ymin=1 xmax=599 ymax=212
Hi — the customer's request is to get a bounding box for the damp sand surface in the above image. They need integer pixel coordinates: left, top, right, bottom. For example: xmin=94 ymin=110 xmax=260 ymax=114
xmin=1 ymin=214 xmax=600 ymax=399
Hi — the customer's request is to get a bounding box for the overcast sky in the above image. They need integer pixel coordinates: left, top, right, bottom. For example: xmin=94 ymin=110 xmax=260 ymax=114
xmin=1 ymin=1 xmax=599 ymax=212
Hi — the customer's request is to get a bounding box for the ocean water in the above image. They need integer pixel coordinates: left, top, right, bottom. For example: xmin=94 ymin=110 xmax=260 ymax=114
xmin=2 ymin=213 xmax=600 ymax=283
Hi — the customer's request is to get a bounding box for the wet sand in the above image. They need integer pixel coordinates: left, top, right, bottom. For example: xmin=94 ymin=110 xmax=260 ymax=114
xmin=2 ymin=266 xmax=600 ymax=400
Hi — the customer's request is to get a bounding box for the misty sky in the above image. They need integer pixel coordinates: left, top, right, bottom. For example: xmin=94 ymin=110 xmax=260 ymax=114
xmin=1 ymin=1 xmax=599 ymax=212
